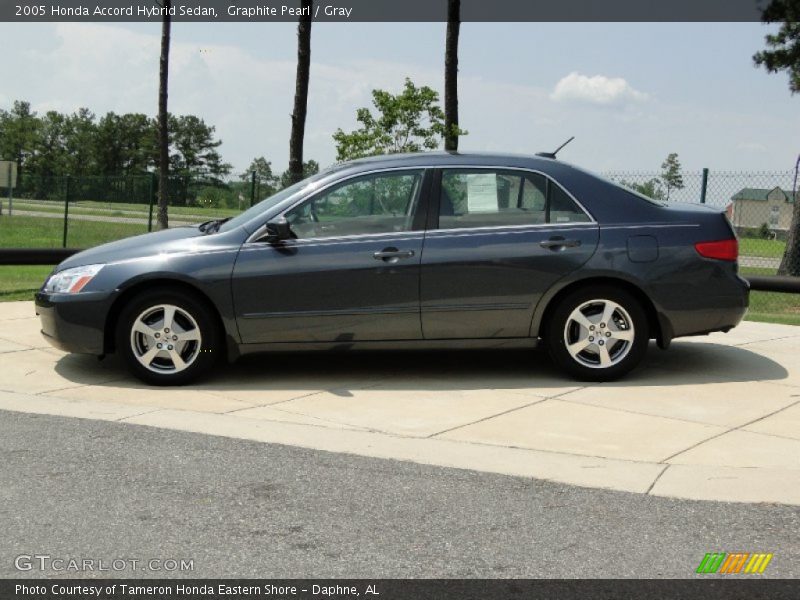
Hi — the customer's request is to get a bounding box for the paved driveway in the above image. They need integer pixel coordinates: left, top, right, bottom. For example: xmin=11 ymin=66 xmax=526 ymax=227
xmin=2 ymin=301 xmax=800 ymax=505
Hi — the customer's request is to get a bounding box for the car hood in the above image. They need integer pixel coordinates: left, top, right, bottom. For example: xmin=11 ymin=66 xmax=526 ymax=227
xmin=57 ymin=226 xmax=210 ymax=271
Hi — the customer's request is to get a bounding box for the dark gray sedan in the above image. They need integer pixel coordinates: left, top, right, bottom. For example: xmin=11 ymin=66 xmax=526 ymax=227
xmin=35 ymin=152 xmax=748 ymax=385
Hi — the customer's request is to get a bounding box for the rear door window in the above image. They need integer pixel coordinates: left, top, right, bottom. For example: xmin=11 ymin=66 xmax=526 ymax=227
xmin=438 ymin=169 xmax=589 ymax=229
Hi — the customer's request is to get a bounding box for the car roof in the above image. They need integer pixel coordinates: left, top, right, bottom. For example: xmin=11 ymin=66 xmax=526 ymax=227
xmin=337 ymin=151 xmax=560 ymax=171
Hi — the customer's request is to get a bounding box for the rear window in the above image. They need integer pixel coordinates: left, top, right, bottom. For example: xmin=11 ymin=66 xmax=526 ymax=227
xmin=564 ymin=162 xmax=668 ymax=207
xmin=614 ymin=183 xmax=668 ymax=207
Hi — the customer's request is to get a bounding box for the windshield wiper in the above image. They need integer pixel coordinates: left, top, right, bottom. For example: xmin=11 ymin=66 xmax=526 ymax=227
xmin=199 ymin=217 xmax=231 ymax=233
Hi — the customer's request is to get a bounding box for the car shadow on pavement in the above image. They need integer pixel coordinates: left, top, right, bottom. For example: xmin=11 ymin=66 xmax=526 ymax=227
xmin=52 ymin=340 xmax=789 ymax=392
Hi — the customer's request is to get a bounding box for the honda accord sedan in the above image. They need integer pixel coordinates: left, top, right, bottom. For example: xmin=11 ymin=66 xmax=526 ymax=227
xmin=35 ymin=152 xmax=748 ymax=385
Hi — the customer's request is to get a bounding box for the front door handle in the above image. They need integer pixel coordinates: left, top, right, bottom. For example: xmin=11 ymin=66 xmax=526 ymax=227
xmin=373 ymin=248 xmax=415 ymax=261
xmin=540 ymin=237 xmax=581 ymax=250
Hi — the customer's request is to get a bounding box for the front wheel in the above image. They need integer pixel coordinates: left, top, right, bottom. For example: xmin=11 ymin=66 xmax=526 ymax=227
xmin=116 ymin=288 xmax=220 ymax=386
xmin=545 ymin=286 xmax=649 ymax=381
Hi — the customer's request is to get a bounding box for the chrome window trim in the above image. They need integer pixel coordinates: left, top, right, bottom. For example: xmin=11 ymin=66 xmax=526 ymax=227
xmin=244 ymin=163 xmax=596 ymax=244
xmin=427 ymin=223 xmax=597 ymax=239
xmin=238 ymin=232 xmax=424 ymax=252
xmin=601 ymin=223 xmax=700 ymax=230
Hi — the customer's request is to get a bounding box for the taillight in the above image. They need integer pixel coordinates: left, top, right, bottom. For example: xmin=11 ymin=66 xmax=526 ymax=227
xmin=695 ymin=239 xmax=738 ymax=262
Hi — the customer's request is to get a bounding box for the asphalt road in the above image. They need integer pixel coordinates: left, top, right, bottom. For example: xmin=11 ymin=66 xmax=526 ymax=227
xmin=0 ymin=410 xmax=797 ymax=579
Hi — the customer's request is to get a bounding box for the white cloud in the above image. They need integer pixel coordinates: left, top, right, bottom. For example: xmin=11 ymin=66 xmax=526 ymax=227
xmin=551 ymin=72 xmax=648 ymax=105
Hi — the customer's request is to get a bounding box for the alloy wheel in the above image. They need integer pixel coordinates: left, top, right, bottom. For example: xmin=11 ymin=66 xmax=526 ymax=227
xmin=129 ymin=304 xmax=202 ymax=374
xmin=563 ymin=299 xmax=635 ymax=369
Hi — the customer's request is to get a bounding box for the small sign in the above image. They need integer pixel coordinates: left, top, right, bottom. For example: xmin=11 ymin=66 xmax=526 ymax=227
xmin=466 ymin=173 xmax=498 ymax=213
xmin=0 ymin=161 xmax=17 ymax=188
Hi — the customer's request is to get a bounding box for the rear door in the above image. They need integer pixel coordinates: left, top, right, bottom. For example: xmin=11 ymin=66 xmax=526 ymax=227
xmin=420 ymin=168 xmax=599 ymax=339
xmin=232 ymin=168 xmax=429 ymax=344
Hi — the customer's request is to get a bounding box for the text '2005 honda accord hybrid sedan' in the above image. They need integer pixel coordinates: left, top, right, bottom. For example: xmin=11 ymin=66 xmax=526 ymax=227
xmin=35 ymin=152 xmax=749 ymax=385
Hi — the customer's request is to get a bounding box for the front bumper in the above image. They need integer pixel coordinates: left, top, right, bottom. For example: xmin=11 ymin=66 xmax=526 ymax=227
xmin=35 ymin=291 xmax=114 ymax=355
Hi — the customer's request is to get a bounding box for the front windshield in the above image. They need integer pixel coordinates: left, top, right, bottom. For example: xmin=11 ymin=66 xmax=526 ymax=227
xmin=217 ymin=169 xmax=333 ymax=234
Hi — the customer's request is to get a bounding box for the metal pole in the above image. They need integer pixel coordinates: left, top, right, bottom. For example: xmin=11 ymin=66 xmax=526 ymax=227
xmin=250 ymin=170 xmax=256 ymax=207
xmin=7 ymin=163 xmax=13 ymax=215
xmin=147 ymin=173 xmax=155 ymax=232
xmin=62 ymin=176 xmax=70 ymax=248
xmin=700 ymin=168 xmax=709 ymax=204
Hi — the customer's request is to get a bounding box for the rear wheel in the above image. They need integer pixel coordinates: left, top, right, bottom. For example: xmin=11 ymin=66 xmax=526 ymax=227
xmin=545 ymin=285 xmax=649 ymax=381
xmin=116 ymin=288 xmax=220 ymax=386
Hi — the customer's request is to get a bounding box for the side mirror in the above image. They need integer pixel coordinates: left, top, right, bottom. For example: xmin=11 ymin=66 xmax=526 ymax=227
xmin=265 ymin=216 xmax=292 ymax=243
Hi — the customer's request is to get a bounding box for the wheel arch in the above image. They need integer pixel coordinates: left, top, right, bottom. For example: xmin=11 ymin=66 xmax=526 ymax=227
xmin=533 ymin=276 xmax=671 ymax=349
xmin=103 ymin=278 xmax=231 ymax=357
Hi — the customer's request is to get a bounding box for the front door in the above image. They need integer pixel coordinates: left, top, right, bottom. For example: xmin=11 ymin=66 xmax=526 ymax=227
xmin=420 ymin=168 xmax=599 ymax=339
xmin=232 ymin=169 xmax=428 ymax=344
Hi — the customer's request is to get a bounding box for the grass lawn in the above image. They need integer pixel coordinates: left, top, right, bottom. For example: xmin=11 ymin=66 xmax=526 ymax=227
xmin=8 ymin=198 xmax=242 ymax=220
xmin=0 ymin=214 xmax=149 ymax=248
xmin=0 ymin=265 xmax=51 ymax=301
xmin=69 ymin=199 xmax=244 ymax=217
xmin=742 ymin=266 xmax=799 ymax=320
xmin=747 ymin=291 xmax=800 ymax=326
xmin=739 ymin=267 xmax=800 ymax=325
xmin=739 ymin=237 xmax=786 ymax=258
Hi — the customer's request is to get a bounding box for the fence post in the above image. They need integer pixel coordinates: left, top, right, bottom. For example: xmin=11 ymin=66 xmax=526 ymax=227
xmin=700 ymin=168 xmax=709 ymax=204
xmin=250 ymin=171 xmax=256 ymax=207
xmin=147 ymin=172 xmax=156 ymax=232
xmin=62 ymin=175 xmax=71 ymax=248
xmin=6 ymin=162 xmax=13 ymax=215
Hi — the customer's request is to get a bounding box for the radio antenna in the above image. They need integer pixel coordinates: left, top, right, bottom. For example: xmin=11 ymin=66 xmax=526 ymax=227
xmin=536 ymin=136 xmax=575 ymax=159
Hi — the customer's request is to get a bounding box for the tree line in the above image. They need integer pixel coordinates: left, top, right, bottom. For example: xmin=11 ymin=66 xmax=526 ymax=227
xmin=0 ymin=100 xmax=231 ymax=183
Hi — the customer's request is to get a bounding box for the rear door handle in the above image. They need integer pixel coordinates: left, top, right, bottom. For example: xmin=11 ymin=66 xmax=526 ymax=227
xmin=373 ymin=249 xmax=415 ymax=261
xmin=540 ymin=237 xmax=581 ymax=250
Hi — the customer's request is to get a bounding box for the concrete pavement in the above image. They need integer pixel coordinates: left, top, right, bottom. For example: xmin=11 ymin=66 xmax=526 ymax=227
xmin=2 ymin=300 xmax=800 ymax=505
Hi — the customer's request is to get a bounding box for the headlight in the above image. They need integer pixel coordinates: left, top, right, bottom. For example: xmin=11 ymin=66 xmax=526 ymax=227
xmin=44 ymin=264 xmax=104 ymax=294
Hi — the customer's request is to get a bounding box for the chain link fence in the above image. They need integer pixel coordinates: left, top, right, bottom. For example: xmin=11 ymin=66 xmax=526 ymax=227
xmin=0 ymin=173 xmax=259 ymax=248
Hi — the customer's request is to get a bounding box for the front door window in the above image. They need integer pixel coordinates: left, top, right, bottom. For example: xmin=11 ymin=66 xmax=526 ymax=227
xmin=285 ymin=170 xmax=424 ymax=239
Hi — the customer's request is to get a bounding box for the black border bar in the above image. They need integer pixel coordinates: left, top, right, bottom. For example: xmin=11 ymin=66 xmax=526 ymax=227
xmin=3 ymin=579 xmax=800 ymax=600
xmin=3 ymin=0 xmax=770 ymax=23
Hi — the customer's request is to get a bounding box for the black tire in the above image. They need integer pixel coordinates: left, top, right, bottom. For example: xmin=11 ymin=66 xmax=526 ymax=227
xmin=116 ymin=287 xmax=220 ymax=386
xmin=545 ymin=285 xmax=649 ymax=382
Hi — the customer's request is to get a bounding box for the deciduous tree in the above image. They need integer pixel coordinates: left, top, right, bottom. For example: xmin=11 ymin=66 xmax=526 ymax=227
xmin=333 ymin=78 xmax=465 ymax=161
xmin=280 ymin=159 xmax=319 ymax=189
xmin=242 ymin=157 xmax=279 ymax=197
xmin=660 ymin=153 xmax=684 ymax=201
xmin=169 ymin=115 xmax=232 ymax=182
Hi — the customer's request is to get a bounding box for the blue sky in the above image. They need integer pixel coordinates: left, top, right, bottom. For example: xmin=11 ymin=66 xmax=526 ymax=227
xmin=1 ymin=21 xmax=797 ymax=174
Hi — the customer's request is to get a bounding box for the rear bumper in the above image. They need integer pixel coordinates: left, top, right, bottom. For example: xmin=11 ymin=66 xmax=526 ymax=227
xmin=35 ymin=291 xmax=113 ymax=355
xmin=667 ymin=275 xmax=749 ymax=339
